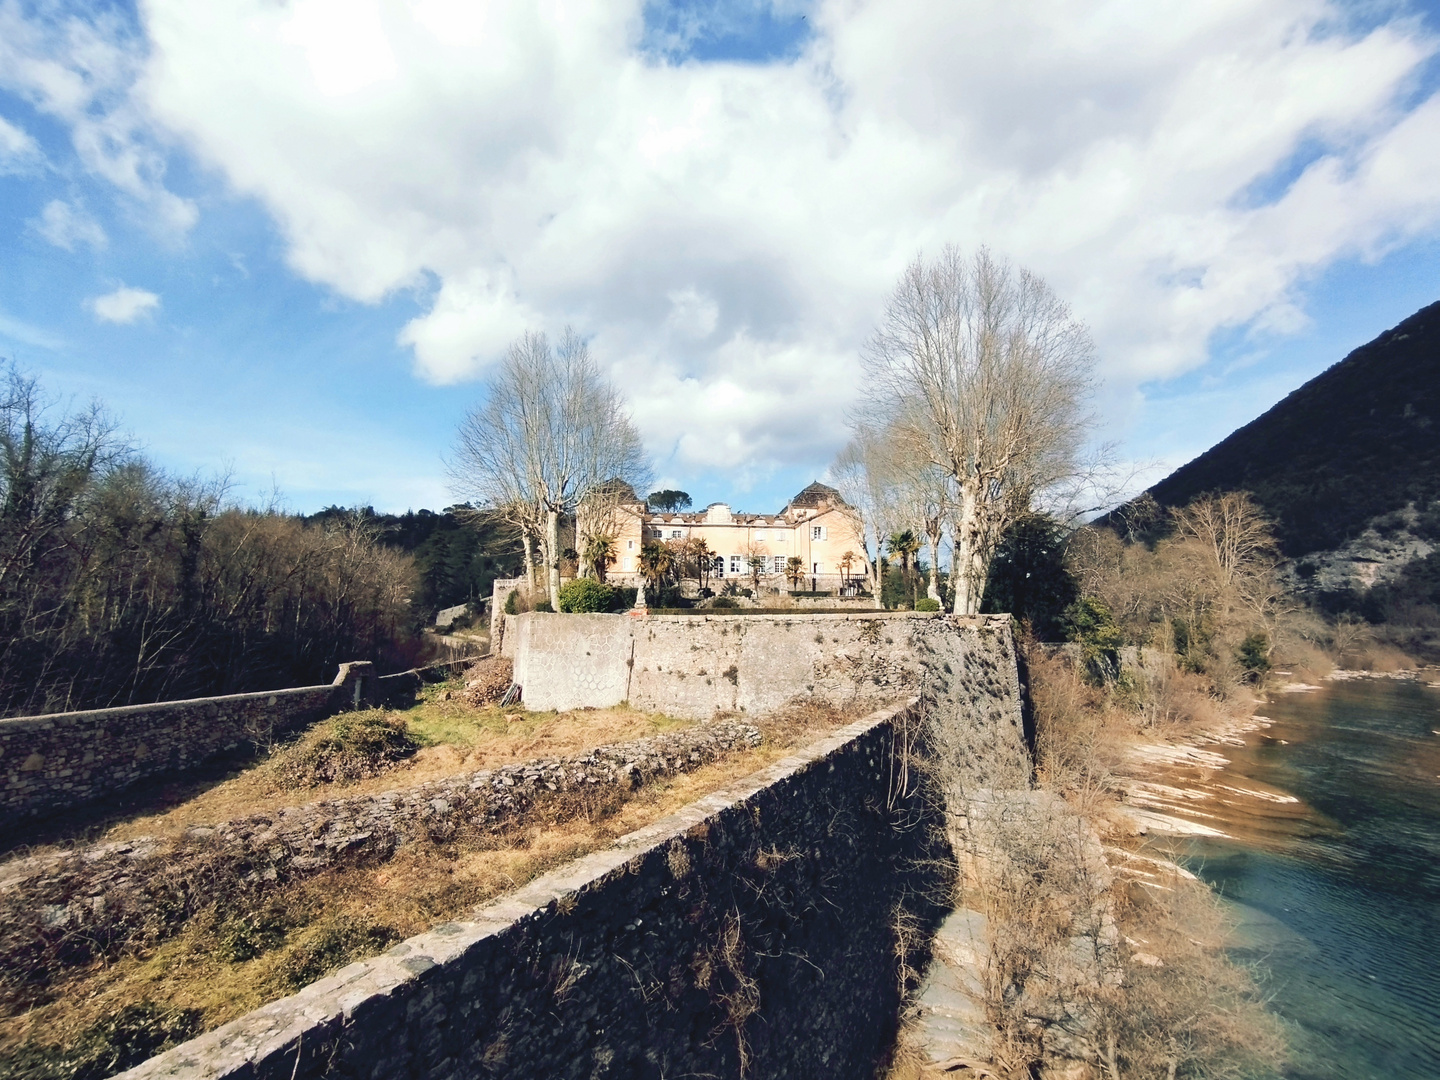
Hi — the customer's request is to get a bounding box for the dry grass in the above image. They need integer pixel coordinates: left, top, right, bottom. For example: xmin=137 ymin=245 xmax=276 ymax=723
xmin=0 ymin=695 xmax=855 ymax=1074
xmin=892 ymin=647 xmax=1286 ymax=1080
xmin=96 ymin=688 xmax=691 ymax=844
xmin=1015 ymin=648 xmax=1285 ymax=1078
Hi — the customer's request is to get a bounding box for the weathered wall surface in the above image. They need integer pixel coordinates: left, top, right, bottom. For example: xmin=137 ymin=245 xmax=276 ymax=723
xmin=0 ymin=663 xmax=389 ymax=832
xmin=509 ymin=613 xmax=634 ymax=710
xmin=122 ymin=702 xmax=958 ymax=1080
xmin=503 ymin=611 xmax=1020 ymax=724
xmin=0 ymin=687 xmax=337 ymax=831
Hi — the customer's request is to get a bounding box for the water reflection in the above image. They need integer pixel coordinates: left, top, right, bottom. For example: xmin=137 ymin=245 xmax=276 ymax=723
xmin=1153 ymin=679 xmax=1440 ymax=1080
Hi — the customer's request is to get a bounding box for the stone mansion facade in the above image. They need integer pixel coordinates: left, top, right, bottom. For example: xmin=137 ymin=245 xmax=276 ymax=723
xmin=607 ymin=482 xmax=867 ymax=592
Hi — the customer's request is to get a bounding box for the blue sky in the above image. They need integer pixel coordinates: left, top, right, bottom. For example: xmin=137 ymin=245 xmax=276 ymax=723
xmin=2 ymin=0 xmax=1439 ymax=516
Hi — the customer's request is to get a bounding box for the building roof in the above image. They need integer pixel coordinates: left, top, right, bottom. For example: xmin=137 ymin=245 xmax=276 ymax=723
xmin=634 ymin=481 xmax=847 ymax=526
xmin=786 ymin=481 xmax=845 ymax=509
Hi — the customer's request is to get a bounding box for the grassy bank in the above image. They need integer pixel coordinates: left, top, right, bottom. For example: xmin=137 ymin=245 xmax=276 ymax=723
xmin=0 ymin=680 xmax=853 ymax=1079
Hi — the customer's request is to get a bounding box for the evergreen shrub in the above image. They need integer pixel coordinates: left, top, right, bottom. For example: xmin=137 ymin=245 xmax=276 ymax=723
xmin=557 ymin=579 xmax=615 ymax=613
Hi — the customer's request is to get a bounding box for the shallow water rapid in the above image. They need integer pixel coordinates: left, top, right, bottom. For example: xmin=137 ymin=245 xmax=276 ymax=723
xmin=1165 ymin=678 xmax=1440 ymax=1079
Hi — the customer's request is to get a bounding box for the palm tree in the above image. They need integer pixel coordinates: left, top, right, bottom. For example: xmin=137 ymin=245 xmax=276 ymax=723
xmin=583 ymin=534 xmax=616 ymax=582
xmin=839 ymin=550 xmax=857 ymax=586
xmin=785 ymin=556 xmax=805 ymax=591
xmin=638 ymin=540 xmax=672 ymax=591
xmin=888 ymin=529 xmax=922 ymax=606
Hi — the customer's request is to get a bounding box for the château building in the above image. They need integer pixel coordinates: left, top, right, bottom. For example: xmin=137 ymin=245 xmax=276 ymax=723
xmin=608 ymin=482 xmax=867 ymax=592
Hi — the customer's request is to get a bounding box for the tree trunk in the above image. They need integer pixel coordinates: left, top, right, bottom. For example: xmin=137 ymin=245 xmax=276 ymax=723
xmin=867 ymin=528 xmax=885 ymax=610
xmin=522 ymin=530 xmax=534 ymax=590
xmin=952 ymin=489 xmax=979 ymax=616
xmin=545 ymin=508 xmax=561 ymax=609
xmin=925 ymin=528 xmax=943 ymax=602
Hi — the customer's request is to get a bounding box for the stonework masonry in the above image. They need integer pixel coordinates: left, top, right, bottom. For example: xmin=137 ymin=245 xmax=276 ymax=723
xmin=113 ymin=615 xmax=1028 ymax=1080
xmin=0 ymin=722 xmax=766 ymax=992
xmin=0 ymin=664 xmax=385 ymax=832
xmin=501 ymin=610 xmax=1014 ymax=719
xmin=119 ymin=701 xmax=958 ymax=1080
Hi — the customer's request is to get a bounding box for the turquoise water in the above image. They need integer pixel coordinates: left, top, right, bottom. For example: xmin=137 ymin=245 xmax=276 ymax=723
xmin=1173 ymin=679 xmax=1440 ymax=1079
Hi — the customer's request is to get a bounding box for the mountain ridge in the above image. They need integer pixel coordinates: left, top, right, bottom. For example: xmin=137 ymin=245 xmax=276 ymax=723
xmin=1139 ymin=299 xmax=1440 ymax=558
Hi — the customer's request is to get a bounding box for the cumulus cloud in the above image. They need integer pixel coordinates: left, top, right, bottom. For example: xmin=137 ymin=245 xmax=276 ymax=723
xmin=16 ymin=0 xmax=1440 ymax=477
xmin=32 ymin=198 xmax=107 ymax=250
xmin=88 ymin=285 xmax=160 ymax=324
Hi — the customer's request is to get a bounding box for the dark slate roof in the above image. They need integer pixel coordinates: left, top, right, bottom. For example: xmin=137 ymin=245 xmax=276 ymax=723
xmin=594 ymin=478 xmax=640 ymax=502
xmin=787 ymin=481 xmax=845 ymax=509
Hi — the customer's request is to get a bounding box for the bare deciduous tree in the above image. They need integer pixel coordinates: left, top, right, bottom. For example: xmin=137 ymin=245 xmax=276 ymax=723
xmin=831 ymin=426 xmax=902 ymax=609
xmin=449 ymin=329 xmax=651 ymax=609
xmin=860 ymin=246 xmax=1096 ymax=615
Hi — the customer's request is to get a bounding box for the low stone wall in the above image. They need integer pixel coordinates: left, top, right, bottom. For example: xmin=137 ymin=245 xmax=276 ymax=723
xmin=503 ymin=610 xmax=1013 ymax=718
xmin=0 ymin=723 xmax=765 ymax=996
xmin=0 ymin=665 xmax=384 ymax=833
xmin=121 ymin=701 xmax=956 ymax=1080
xmin=0 ymin=688 xmax=331 ymax=832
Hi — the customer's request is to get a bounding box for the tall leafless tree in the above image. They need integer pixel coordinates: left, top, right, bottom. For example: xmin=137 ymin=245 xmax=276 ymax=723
xmin=449 ymin=329 xmax=651 ymax=609
xmin=831 ymin=426 xmax=902 ymax=609
xmin=860 ymin=246 xmax=1096 ymax=615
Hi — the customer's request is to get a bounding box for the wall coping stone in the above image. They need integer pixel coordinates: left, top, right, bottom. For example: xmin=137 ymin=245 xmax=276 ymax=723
xmin=118 ymin=699 xmax=920 ymax=1080
xmin=0 ymin=684 xmax=336 ymax=735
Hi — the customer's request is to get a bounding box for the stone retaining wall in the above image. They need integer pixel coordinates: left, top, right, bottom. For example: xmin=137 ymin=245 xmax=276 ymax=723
xmin=503 ymin=610 xmax=1013 ymax=718
xmin=1 ymin=686 xmax=333 ymax=833
xmin=0 ymin=664 xmax=388 ymax=832
xmin=0 ymin=723 xmax=765 ymax=995
xmin=120 ymin=701 xmax=958 ymax=1080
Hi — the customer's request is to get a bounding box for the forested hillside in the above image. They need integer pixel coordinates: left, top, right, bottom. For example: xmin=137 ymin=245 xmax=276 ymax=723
xmin=1143 ymin=300 xmax=1440 ymax=557
xmin=306 ymin=506 xmax=522 ymax=616
xmin=0 ymin=369 xmax=442 ymax=717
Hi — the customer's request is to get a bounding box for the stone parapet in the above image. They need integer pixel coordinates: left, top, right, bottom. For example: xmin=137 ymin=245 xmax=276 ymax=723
xmin=505 ymin=610 xmax=1014 ymax=718
xmin=0 ymin=662 xmax=388 ymax=831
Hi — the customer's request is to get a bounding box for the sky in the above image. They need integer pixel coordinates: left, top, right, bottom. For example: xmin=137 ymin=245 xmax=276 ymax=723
xmin=2 ymin=0 xmax=1439 ymax=517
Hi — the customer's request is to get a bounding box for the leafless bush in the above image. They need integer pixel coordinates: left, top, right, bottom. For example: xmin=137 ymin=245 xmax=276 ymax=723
xmin=903 ymin=645 xmax=1288 ymax=1079
xmin=0 ymin=376 xmax=419 ymax=716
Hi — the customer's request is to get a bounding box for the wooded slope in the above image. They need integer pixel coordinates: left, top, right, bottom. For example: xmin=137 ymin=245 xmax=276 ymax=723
xmin=1144 ymin=300 xmax=1440 ymax=556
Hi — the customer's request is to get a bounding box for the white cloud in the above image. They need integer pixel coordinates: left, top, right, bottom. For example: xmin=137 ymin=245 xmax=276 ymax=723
xmin=32 ymin=198 xmax=107 ymax=250
xmin=0 ymin=112 xmax=42 ymax=173
xmin=16 ymin=0 xmax=1440 ymax=475
xmin=0 ymin=1 xmax=196 ymax=233
xmin=88 ymin=285 xmax=160 ymax=324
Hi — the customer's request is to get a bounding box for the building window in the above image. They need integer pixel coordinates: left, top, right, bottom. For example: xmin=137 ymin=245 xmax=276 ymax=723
xmin=730 ymin=555 xmax=742 ymax=575
xmin=670 ymin=529 xmax=682 ymax=538
xmin=627 ymin=540 xmax=634 ymax=550
xmin=811 ymin=525 xmax=826 ymax=541
xmin=772 ymin=555 xmax=785 ymax=574
xmin=754 ymin=529 xmax=766 ymax=541
xmin=813 ymin=562 xmax=822 ymax=575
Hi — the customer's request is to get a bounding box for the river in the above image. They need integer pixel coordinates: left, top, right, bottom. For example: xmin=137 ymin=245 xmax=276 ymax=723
xmin=1145 ymin=677 xmax=1440 ymax=1079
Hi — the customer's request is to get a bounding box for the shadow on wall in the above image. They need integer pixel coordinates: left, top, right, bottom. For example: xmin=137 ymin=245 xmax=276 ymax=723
xmin=122 ymin=703 xmax=958 ymax=1080
xmin=0 ymin=658 xmax=478 ymax=836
